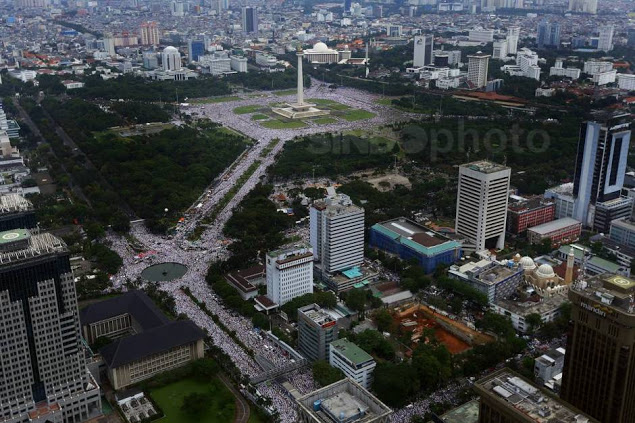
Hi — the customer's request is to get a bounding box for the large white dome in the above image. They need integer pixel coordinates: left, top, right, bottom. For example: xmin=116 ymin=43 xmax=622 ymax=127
xmin=536 ymin=264 xmax=555 ymax=279
xmin=163 ymin=46 xmax=179 ymax=53
xmin=520 ymin=256 xmax=536 ymax=270
xmin=312 ymin=42 xmax=329 ymax=52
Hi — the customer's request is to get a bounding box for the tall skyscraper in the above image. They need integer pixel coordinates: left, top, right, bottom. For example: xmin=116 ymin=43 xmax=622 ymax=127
xmin=344 ymin=0 xmax=352 ymax=13
xmin=242 ymin=6 xmax=258 ymax=34
xmin=598 ymin=25 xmax=615 ymax=52
xmin=572 ymin=111 xmax=631 ymax=226
xmin=466 ymin=52 xmax=490 ymax=88
xmin=297 ymin=303 xmax=338 ymax=362
xmin=455 ymin=161 xmax=511 ymax=251
xmin=187 ymin=39 xmax=206 ymax=63
xmin=139 ymin=21 xmax=160 ymax=46
xmin=537 ymin=20 xmax=560 ymax=48
xmin=561 ymin=274 xmax=635 ymax=422
xmin=161 ymin=46 xmax=182 ymax=71
xmin=569 ymin=0 xmax=597 ymax=14
xmin=413 ymin=34 xmax=433 ymax=67
xmin=310 ymin=190 xmax=364 ymax=274
xmin=506 ymin=26 xmax=520 ymax=54
xmin=0 ymin=229 xmax=102 ymax=423
xmin=628 ymin=28 xmax=635 ymax=47
xmin=266 ymin=244 xmax=313 ymax=305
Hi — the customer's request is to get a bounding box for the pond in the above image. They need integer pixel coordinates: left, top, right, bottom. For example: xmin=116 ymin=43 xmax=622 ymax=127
xmin=140 ymin=262 xmax=188 ymax=282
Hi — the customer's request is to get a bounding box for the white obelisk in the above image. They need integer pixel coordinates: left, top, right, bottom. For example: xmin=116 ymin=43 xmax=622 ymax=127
xmin=297 ymin=47 xmax=304 ymax=106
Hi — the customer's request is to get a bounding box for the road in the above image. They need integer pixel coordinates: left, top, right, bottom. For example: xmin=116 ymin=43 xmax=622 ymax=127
xmin=219 ymin=373 xmax=250 ymax=423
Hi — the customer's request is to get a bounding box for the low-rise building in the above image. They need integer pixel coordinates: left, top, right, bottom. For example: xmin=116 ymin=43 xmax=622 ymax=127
xmin=617 ymin=73 xmax=635 ymax=90
xmin=329 ymin=338 xmax=376 ymax=389
xmin=448 ymin=260 xmax=523 ymax=304
xmin=557 ymin=244 xmax=629 ymax=276
xmin=544 ymin=183 xmax=575 ymax=219
xmin=592 ymin=69 xmax=617 ymax=85
xmin=549 ymin=58 xmax=580 ymax=79
xmin=507 ymin=195 xmax=555 ymax=235
xmin=526 ymin=217 xmax=582 ymax=245
xmin=534 ymin=347 xmax=565 ymax=383
xmin=492 ymin=293 xmax=567 ymax=333
xmin=225 ymin=264 xmax=265 ymax=300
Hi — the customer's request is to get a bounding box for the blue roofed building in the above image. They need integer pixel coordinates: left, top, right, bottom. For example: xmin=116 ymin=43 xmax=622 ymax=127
xmin=369 ymin=218 xmax=462 ymax=273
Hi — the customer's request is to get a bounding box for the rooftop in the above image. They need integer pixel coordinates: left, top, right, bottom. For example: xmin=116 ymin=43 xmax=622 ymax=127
xmin=439 ymin=399 xmax=479 ymax=423
xmin=461 ymin=160 xmax=509 ymax=174
xmin=495 ymin=293 xmax=568 ymax=316
xmin=0 ymin=193 xmax=33 ymax=214
xmin=299 ymin=304 xmax=337 ymax=327
xmin=475 ymin=369 xmax=597 ymax=423
xmin=330 ymin=338 xmax=374 ymax=366
xmin=0 ymin=230 xmax=67 ymax=265
xmin=373 ymin=218 xmax=460 ymax=256
xmin=225 ymin=264 xmax=264 ymax=293
xmin=470 ymin=261 xmax=523 ymax=286
xmin=545 ymin=182 xmax=574 ymax=196
xmin=80 ymin=290 xmax=170 ymax=329
xmin=571 ymin=274 xmax=635 ymax=315
xmin=527 ymin=217 xmax=581 ymax=235
xmin=507 ymin=195 xmax=553 ymax=213
xmin=267 ymin=243 xmax=313 ymax=261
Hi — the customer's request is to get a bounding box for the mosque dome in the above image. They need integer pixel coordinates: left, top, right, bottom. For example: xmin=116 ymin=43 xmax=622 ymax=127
xmin=520 ymin=256 xmax=536 ymax=270
xmin=312 ymin=42 xmax=329 ymax=52
xmin=536 ymin=264 xmax=555 ymax=279
xmin=163 ymin=46 xmax=178 ymax=53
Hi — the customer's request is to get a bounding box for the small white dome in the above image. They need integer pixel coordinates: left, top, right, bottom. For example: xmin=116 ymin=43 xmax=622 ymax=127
xmin=312 ymin=42 xmax=329 ymax=52
xmin=163 ymin=46 xmax=178 ymax=53
xmin=520 ymin=256 xmax=536 ymax=270
xmin=536 ymin=264 xmax=555 ymax=278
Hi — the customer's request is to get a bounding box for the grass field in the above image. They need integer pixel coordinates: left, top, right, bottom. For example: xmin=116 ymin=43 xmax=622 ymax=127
xmin=340 ymin=109 xmax=376 ymax=121
xmin=149 ymin=378 xmax=235 ymax=423
xmin=306 ymin=98 xmax=351 ymax=110
xmin=233 ymin=105 xmax=263 ymax=114
xmin=191 ymin=96 xmax=241 ymax=104
xmin=251 ymin=114 xmax=269 ymax=121
xmin=273 ymin=89 xmax=297 ymax=97
xmin=313 ymin=117 xmax=338 ymax=125
xmin=375 ymin=98 xmax=395 ymax=106
xmin=261 ymin=119 xmax=306 ymax=129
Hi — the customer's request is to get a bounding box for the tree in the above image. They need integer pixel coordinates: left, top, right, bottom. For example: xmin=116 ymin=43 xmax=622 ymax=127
xmin=191 ymin=359 xmax=219 ymax=382
xmin=181 ymin=392 xmax=213 ymax=417
xmin=374 ymin=309 xmax=394 ymax=333
xmin=252 ymin=312 xmax=269 ymax=329
xmin=312 ymin=360 xmax=344 ymax=387
xmin=372 ymin=363 xmax=420 ymax=407
xmin=525 ymin=313 xmax=543 ymax=334
xmin=344 ymin=288 xmax=367 ymax=318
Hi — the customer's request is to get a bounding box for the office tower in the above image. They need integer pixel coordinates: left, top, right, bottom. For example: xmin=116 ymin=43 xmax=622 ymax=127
xmin=569 ymin=0 xmax=597 ymax=14
xmin=469 ymin=29 xmax=494 ymax=43
xmin=537 ymin=20 xmax=560 ymax=48
xmin=413 ymin=34 xmax=433 ymax=67
xmin=344 ymin=0 xmax=351 ymax=12
xmin=139 ymin=21 xmax=160 ymax=46
xmin=455 ymin=161 xmax=511 ymax=251
xmin=0 ymin=229 xmax=102 ymax=423
xmin=476 ymin=369 xmax=598 ymax=423
xmin=266 ymin=244 xmax=313 ymax=305
xmin=143 ymin=52 xmax=159 ymax=69
xmin=387 ymin=25 xmax=402 ymax=37
xmin=598 ymin=25 xmax=614 ymax=52
xmin=310 ymin=191 xmax=364 ymax=274
xmin=161 ymin=46 xmax=181 ymax=71
xmin=466 ymin=52 xmax=490 ymax=88
xmin=572 ymin=112 xmax=631 ymax=226
xmin=242 ymin=6 xmax=258 ymax=34
xmin=297 ymin=304 xmax=338 ymax=361
xmin=506 ymin=26 xmax=520 ymax=54
xmin=628 ymin=29 xmax=635 ymax=47
xmin=492 ymin=39 xmax=508 ymax=59
xmin=0 ymin=193 xmax=37 ymax=231
xmin=171 ymin=0 xmax=185 ymax=16
xmin=103 ymin=33 xmax=116 ymax=56
xmin=187 ymin=39 xmax=206 ymax=63
xmin=561 ymin=274 xmax=635 ymax=422
xmin=329 ymin=339 xmax=376 ymax=389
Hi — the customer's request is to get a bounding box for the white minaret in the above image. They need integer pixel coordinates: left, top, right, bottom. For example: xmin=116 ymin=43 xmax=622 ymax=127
xmin=565 ymin=247 xmax=575 ymax=284
xmin=297 ymin=47 xmax=304 ymax=105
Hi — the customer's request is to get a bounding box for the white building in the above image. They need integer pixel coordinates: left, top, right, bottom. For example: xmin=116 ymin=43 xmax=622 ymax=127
xmin=304 ymin=42 xmax=339 ymax=64
xmin=467 ymin=52 xmax=490 ymax=88
xmin=598 ymin=25 xmax=614 ymax=52
xmin=617 ymin=73 xmax=635 ymax=90
xmin=569 ymin=0 xmax=597 ymax=14
xmin=310 ymin=190 xmax=365 ymax=274
xmin=493 ymin=40 xmax=508 ymax=60
xmin=469 ymin=29 xmax=494 ymax=43
xmin=549 ymin=59 xmax=580 ymax=79
xmin=161 ymin=46 xmax=181 ymax=71
xmin=455 ymin=161 xmax=511 ymax=251
xmin=413 ymin=35 xmax=434 ymax=67
xmin=434 ymin=49 xmax=461 ymax=66
xmin=266 ymin=244 xmax=314 ymax=305
xmin=201 ymin=54 xmax=231 ymax=75
xmin=329 ymin=339 xmax=376 ymax=389
xmin=583 ymin=60 xmax=613 ymax=75
xmin=592 ymin=69 xmax=617 ymax=85
xmin=255 ymin=52 xmax=278 ymax=67
xmin=506 ymin=26 xmax=520 ymax=55
xmin=230 ymin=55 xmax=248 ymax=72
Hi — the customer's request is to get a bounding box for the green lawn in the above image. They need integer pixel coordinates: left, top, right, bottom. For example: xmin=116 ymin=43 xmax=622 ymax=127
xmin=233 ymin=105 xmax=264 ymax=114
xmin=340 ymin=109 xmax=376 ymax=121
xmin=273 ymin=89 xmax=297 ymax=97
xmin=191 ymin=96 xmax=241 ymax=104
xmin=248 ymin=406 xmax=267 ymax=423
xmin=306 ymin=98 xmax=351 ymax=110
xmin=375 ymin=98 xmax=395 ymax=106
xmin=261 ymin=119 xmax=306 ymax=129
xmin=150 ymin=378 xmax=235 ymax=423
xmin=251 ymin=114 xmax=270 ymax=121
xmin=313 ymin=117 xmax=338 ymax=125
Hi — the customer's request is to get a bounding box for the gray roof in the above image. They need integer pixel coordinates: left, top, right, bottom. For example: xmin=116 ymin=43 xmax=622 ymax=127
xmin=100 ymin=320 xmax=204 ymax=368
xmin=80 ymin=290 xmax=170 ymax=330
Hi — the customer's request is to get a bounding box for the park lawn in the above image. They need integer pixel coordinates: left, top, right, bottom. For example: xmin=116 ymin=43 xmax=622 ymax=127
xmin=251 ymin=114 xmax=270 ymax=121
xmin=191 ymin=96 xmax=241 ymax=104
xmin=306 ymin=98 xmax=351 ymax=110
xmin=313 ymin=117 xmax=338 ymax=125
xmin=261 ymin=119 xmax=306 ymax=129
xmin=375 ymin=98 xmax=395 ymax=106
xmin=234 ymin=105 xmax=264 ymax=114
xmin=248 ymin=406 xmax=267 ymax=423
xmin=339 ymin=109 xmax=376 ymax=122
xmin=149 ymin=378 xmax=235 ymax=423
xmin=273 ymin=89 xmax=297 ymax=97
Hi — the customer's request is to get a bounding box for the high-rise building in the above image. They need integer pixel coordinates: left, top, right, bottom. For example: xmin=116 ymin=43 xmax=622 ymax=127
xmin=0 ymin=229 xmax=102 ymax=423
xmin=537 ymin=20 xmax=561 ymax=48
xmin=344 ymin=0 xmax=352 ymax=12
xmin=329 ymin=339 xmax=376 ymax=389
xmin=455 ymin=161 xmax=511 ymax=251
xmin=161 ymin=46 xmax=181 ymax=71
xmin=476 ymin=368 xmax=598 ymax=423
xmin=187 ymin=39 xmax=206 ymax=63
xmin=297 ymin=303 xmax=338 ymax=362
xmin=492 ymin=39 xmax=508 ymax=60
xmin=103 ymin=33 xmax=116 ymax=56
xmin=139 ymin=21 xmax=160 ymax=46
xmin=572 ymin=112 xmax=631 ymax=226
xmin=506 ymin=26 xmax=520 ymax=54
xmin=0 ymin=193 xmax=37 ymax=231
xmin=561 ymin=274 xmax=635 ymax=422
xmin=171 ymin=0 xmax=185 ymax=16
xmin=628 ymin=29 xmax=635 ymax=47
xmin=266 ymin=244 xmax=313 ymax=305
xmin=242 ymin=6 xmax=258 ymax=34
xmin=230 ymin=55 xmax=248 ymax=72
xmin=598 ymin=25 xmax=615 ymax=52
xmin=310 ymin=191 xmax=364 ymax=274
xmin=466 ymin=51 xmax=490 ymax=88
xmin=569 ymin=0 xmax=597 ymax=14
xmin=413 ymin=35 xmax=433 ymax=67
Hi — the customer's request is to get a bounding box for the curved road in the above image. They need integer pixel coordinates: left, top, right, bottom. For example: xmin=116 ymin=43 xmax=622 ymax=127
xmin=219 ymin=373 xmax=250 ymax=423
